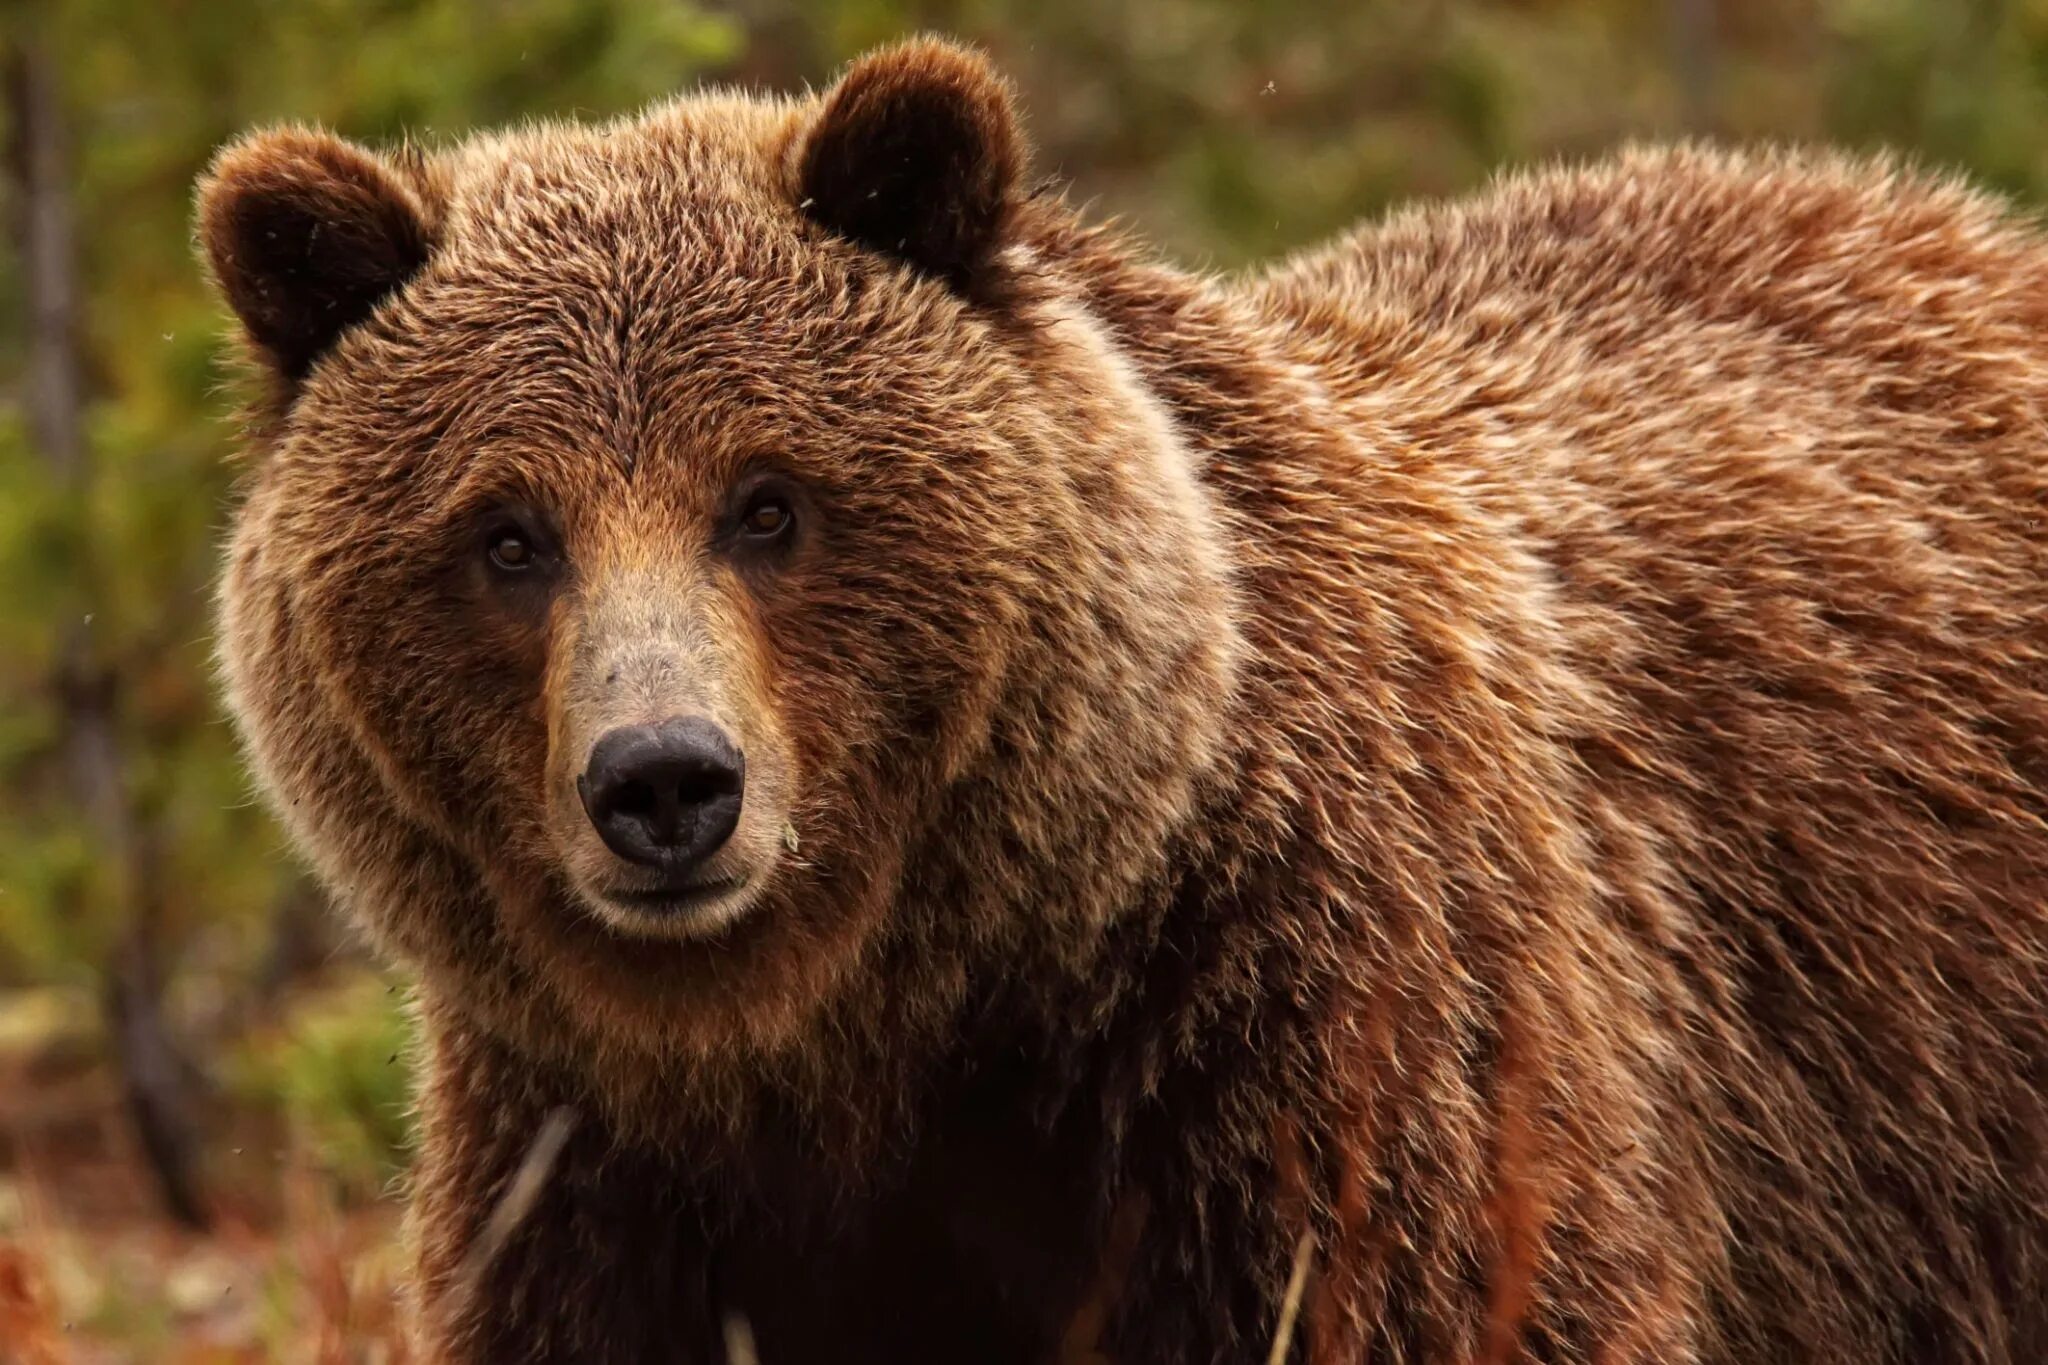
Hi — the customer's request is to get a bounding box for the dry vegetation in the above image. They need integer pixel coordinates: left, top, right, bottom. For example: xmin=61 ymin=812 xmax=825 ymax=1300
xmin=0 ymin=1131 xmax=409 ymax=1363
xmin=0 ymin=967 xmax=410 ymax=1363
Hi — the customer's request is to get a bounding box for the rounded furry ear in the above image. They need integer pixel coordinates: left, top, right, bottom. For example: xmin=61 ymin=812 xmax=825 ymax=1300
xmin=197 ymin=129 xmax=431 ymax=384
xmin=798 ymin=38 xmax=1026 ymax=298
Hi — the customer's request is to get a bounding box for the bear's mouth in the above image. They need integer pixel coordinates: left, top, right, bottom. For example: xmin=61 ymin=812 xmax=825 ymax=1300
xmin=600 ymin=875 xmax=750 ymax=917
xmin=570 ymin=872 xmax=760 ymax=941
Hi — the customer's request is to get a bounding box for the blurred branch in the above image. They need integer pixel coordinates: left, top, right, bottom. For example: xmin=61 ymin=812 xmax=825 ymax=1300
xmin=255 ymin=881 xmax=344 ymax=1009
xmin=1668 ymin=0 xmax=1719 ymax=134
xmin=106 ymin=834 xmax=210 ymax=1230
xmin=4 ymin=31 xmax=210 ymax=1232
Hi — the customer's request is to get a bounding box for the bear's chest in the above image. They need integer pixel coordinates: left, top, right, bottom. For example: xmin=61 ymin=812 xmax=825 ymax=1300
xmin=715 ymin=1089 xmax=1108 ymax=1362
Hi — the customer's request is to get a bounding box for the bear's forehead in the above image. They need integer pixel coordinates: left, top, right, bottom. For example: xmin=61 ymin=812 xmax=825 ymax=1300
xmin=311 ymin=95 xmax=1015 ymax=485
xmin=437 ymin=96 xmax=808 ymax=273
xmin=388 ymin=96 xmax=972 ymax=398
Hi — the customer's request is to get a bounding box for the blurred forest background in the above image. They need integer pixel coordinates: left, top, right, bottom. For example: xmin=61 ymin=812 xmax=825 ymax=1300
xmin=5 ymin=0 xmax=2048 ymax=1358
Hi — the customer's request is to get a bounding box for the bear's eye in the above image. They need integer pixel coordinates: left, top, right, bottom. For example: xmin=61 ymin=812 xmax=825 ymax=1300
xmin=722 ymin=476 xmax=806 ymax=566
xmin=487 ymin=527 xmax=535 ymax=572
xmin=740 ymin=494 xmax=794 ymax=541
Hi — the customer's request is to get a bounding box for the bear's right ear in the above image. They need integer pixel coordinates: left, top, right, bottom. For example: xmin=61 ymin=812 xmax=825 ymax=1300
xmin=197 ymin=129 xmax=432 ymax=385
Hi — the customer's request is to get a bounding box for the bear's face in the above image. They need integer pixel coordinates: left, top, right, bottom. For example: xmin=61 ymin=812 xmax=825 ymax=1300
xmin=200 ymin=42 xmax=1241 ymax=1085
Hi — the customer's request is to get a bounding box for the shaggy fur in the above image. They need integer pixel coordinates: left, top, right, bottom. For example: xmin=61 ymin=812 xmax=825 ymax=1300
xmin=198 ymin=37 xmax=2048 ymax=1365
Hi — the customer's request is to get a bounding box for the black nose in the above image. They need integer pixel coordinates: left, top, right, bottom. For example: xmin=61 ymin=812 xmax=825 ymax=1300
xmin=578 ymin=717 xmax=745 ymax=873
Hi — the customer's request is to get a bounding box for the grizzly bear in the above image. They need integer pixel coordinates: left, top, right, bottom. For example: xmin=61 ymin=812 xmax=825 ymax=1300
xmin=196 ymin=36 xmax=2048 ymax=1365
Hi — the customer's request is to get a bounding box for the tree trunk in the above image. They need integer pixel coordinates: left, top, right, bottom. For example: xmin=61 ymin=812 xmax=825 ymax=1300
xmin=4 ymin=28 xmax=209 ymax=1231
xmin=1667 ymin=0 xmax=1719 ymax=135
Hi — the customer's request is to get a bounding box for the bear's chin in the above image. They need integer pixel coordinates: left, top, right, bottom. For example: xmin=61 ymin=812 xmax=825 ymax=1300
xmin=472 ymin=856 xmax=886 ymax=1072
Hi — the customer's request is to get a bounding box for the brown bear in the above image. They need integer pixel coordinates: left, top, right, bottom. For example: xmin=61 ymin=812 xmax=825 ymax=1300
xmin=196 ymin=36 xmax=2048 ymax=1365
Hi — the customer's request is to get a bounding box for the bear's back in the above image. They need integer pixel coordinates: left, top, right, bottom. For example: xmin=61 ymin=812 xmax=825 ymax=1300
xmin=1242 ymin=145 xmax=2048 ymax=1359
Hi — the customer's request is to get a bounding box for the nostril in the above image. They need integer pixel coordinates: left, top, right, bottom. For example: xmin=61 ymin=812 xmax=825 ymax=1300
xmin=671 ymin=763 xmax=742 ymax=806
xmin=609 ymin=778 xmax=661 ymax=822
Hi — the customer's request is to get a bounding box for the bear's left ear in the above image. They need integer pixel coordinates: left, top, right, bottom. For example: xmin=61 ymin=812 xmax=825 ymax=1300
xmin=798 ymin=38 xmax=1027 ymax=300
xmin=196 ymin=128 xmax=433 ymax=386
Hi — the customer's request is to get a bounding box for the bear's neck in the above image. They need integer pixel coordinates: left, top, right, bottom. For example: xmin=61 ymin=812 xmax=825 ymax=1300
xmin=892 ymin=212 xmax=1387 ymax=1155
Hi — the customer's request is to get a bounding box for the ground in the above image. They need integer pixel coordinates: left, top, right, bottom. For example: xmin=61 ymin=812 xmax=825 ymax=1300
xmin=0 ymin=969 xmax=409 ymax=1364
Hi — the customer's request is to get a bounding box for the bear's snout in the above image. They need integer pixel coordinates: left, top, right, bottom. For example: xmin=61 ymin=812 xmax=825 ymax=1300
xmin=576 ymin=716 xmax=745 ymax=876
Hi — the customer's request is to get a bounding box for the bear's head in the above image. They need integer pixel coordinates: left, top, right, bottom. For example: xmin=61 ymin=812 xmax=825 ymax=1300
xmin=199 ymin=39 xmax=1241 ymax=1121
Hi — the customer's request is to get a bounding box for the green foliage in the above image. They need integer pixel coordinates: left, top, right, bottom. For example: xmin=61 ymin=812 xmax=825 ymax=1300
xmin=228 ymin=972 xmax=418 ymax=1200
xmin=1822 ymin=0 xmax=2048 ymax=198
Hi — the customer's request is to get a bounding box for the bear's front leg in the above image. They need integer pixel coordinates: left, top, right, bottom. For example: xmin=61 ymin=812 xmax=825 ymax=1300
xmin=405 ymin=1002 xmax=730 ymax=1365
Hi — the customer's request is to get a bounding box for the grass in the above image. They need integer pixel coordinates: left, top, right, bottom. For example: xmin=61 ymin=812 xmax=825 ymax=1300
xmin=0 ymin=1175 xmax=408 ymax=1363
xmin=0 ymin=966 xmax=414 ymax=1363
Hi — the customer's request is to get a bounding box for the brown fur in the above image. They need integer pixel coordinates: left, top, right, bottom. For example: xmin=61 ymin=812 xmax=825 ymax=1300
xmin=197 ymin=37 xmax=2048 ymax=1365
